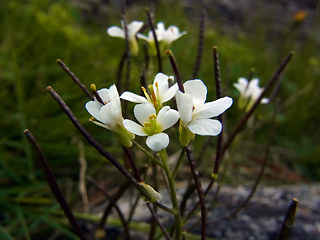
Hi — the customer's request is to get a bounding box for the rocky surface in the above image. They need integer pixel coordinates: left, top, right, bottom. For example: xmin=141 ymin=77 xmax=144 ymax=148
xmin=101 ymin=184 xmax=320 ymax=240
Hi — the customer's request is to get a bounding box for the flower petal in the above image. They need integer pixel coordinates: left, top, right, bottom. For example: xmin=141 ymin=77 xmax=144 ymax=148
xmin=194 ymin=96 xmax=233 ymax=119
xmin=188 ymin=119 xmax=222 ymax=136
xmin=146 ymin=133 xmax=169 ymax=151
xmin=96 ymin=88 xmax=109 ymax=103
xmin=156 ymin=106 xmax=179 ymax=131
xmin=107 ymin=26 xmax=124 ymax=38
xmin=234 ymin=77 xmax=248 ymax=94
xmin=154 ymin=73 xmax=169 ymax=95
xmin=123 ymin=119 xmax=147 ymax=136
xmin=120 ymin=91 xmax=149 ymax=104
xmin=100 ymin=101 xmax=123 ymax=126
xmin=161 ymin=83 xmax=178 ymax=104
xmin=261 ymin=98 xmax=269 ymax=104
xmin=183 ymin=80 xmax=207 ymax=105
xmin=134 ymin=104 xmax=156 ymax=125
xmin=127 ymin=21 xmax=144 ymax=38
xmin=176 ymin=91 xmax=193 ymax=124
xmin=85 ymin=101 xmax=104 ymax=122
xmin=108 ymin=84 xmax=121 ymax=105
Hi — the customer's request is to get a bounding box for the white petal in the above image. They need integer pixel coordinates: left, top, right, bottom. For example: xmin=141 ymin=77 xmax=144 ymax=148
xmin=96 ymin=88 xmax=110 ymax=103
xmin=234 ymin=77 xmax=248 ymax=93
xmin=183 ymin=80 xmax=207 ymax=105
xmin=136 ymin=33 xmax=149 ymax=41
xmin=176 ymin=91 xmax=193 ymax=124
xmin=128 ymin=21 xmax=144 ymax=38
xmin=261 ymin=98 xmax=269 ymax=104
xmin=156 ymin=106 xmax=180 ymax=131
xmin=188 ymin=119 xmax=222 ymax=136
xmin=156 ymin=22 xmax=165 ymax=32
xmin=123 ymin=119 xmax=147 ymax=136
xmin=107 ymin=26 xmax=125 ymax=38
xmin=100 ymin=101 xmax=123 ymax=126
xmin=146 ymin=133 xmax=169 ymax=151
xmin=154 ymin=73 xmax=169 ymax=95
xmin=120 ymin=91 xmax=149 ymax=104
xmin=85 ymin=101 xmax=104 ymax=122
xmin=161 ymin=83 xmax=178 ymax=104
xmin=134 ymin=104 xmax=156 ymax=125
xmin=194 ymin=96 xmax=233 ymax=119
xmin=108 ymin=85 xmax=120 ymax=104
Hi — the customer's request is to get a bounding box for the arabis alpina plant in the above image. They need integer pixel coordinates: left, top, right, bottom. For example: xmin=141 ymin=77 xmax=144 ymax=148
xmin=107 ymin=20 xmax=144 ymax=56
xmin=123 ymin=104 xmax=179 ymax=152
xmin=176 ymin=80 xmax=233 ymax=146
xmin=85 ymin=84 xmax=134 ymax=147
xmin=234 ymin=77 xmax=269 ymax=111
xmin=120 ymin=73 xmax=178 ymax=112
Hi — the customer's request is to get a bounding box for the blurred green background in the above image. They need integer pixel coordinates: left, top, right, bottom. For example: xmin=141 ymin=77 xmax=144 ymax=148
xmin=1 ymin=0 xmax=319 ymax=238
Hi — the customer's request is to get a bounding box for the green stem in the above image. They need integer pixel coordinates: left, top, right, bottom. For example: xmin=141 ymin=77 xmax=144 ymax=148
xmin=159 ymin=150 xmax=182 ymax=240
xmin=133 ymin=140 xmax=163 ymax=167
xmin=171 ymin=147 xmax=186 ymax=179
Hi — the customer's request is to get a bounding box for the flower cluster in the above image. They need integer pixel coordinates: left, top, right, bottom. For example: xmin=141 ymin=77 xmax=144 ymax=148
xmin=107 ymin=20 xmax=186 ymax=56
xmin=85 ymin=73 xmax=233 ymax=152
xmin=234 ymin=77 xmax=269 ymax=111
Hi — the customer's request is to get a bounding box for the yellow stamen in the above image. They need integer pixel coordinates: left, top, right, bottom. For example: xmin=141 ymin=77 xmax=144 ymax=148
xmin=141 ymin=86 xmax=152 ymax=102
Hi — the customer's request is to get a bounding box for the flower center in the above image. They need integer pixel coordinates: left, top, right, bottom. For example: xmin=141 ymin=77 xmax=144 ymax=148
xmin=143 ymin=114 xmax=162 ymax=136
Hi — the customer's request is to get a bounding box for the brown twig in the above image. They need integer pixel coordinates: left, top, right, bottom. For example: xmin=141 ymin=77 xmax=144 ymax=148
xmin=146 ymin=8 xmax=162 ymax=73
xmin=184 ymin=52 xmax=293 ymax=222
xmin=221 ymin=52 xmax=293 ymax=158
xmin=56 ymin=59 xmax=93 ymax=100
xmin=87 ymin=176 xmax=132 ymax=240
xmin=24 ymin=129 xmax=88 ymax=240
xmin=185 ymin=146 xmax=207 ymax=240
xmin=275 ymin=198 xmax=298 ymax=240
xmin=166 ymin=50 xmax=184 ymax=92
xmin=192 ymin=9 xmax=205 ymax=79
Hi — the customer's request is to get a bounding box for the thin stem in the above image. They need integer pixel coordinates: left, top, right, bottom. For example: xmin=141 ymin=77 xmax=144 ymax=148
xmin=46 ymin=86 xmax=173 ymax=214
xmin=275 ymin=198 xmax=299 ymax=240
xmin=146 ymin=203 xmax=172 ymax=240
xmin=86 ymin=176 xmax=132 ymax=240
xmin=221 ymin=52 xmax=293 ymax=158
xmin=56 ymin=59 xmax=93 ymax=100
xmin=98 ymin=181 xmax=131 ymax=229
xmin=24 ymin=129 xmax=88 ymax=240
xmin=159 ymin=150 xmax=182 ymax=240
xmin=133 ymin=140 xmax=163 ymax=167
xmin=166 ymin=50 xmax=184 ymax=93
xmin=185 ymin=146 xmax=206 ymax=240
xmin=123 ymin=147 xmax=141 ymax=181
xmin=116 ymin=51 xmax=127 ymax=93
xmin=146 ymin=8 xmax=162 ymax=72
xmin=171 ymin=147 xmax=186 ymax=179
xmin=192 ymin=9 xmax=205 ymax=79
xmin=212 ymin=46 xmax=224 ymax=176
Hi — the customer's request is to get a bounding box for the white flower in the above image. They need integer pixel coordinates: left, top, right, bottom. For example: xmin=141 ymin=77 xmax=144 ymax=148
xmin=176 ymin=80 xmax=233 ymax=136
xmin=85 ymin=84 xmax=134 ymax=147
xmin=234 ymin=77 xmax=269 ymax=110
xmin=107 ymin=20 xmax=144 ymax=55
xmin=137 ymin=22 xmax=186 ymax=45
xmin=123 ymin=104 xmax=179 ymax=151
xmin=120 ymin=73 xmax=178 ymax=111
xmin=156 ymin=22 xmax=186 ymax=45
xmin=137 ymin=22 xmax=186 ymax=56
